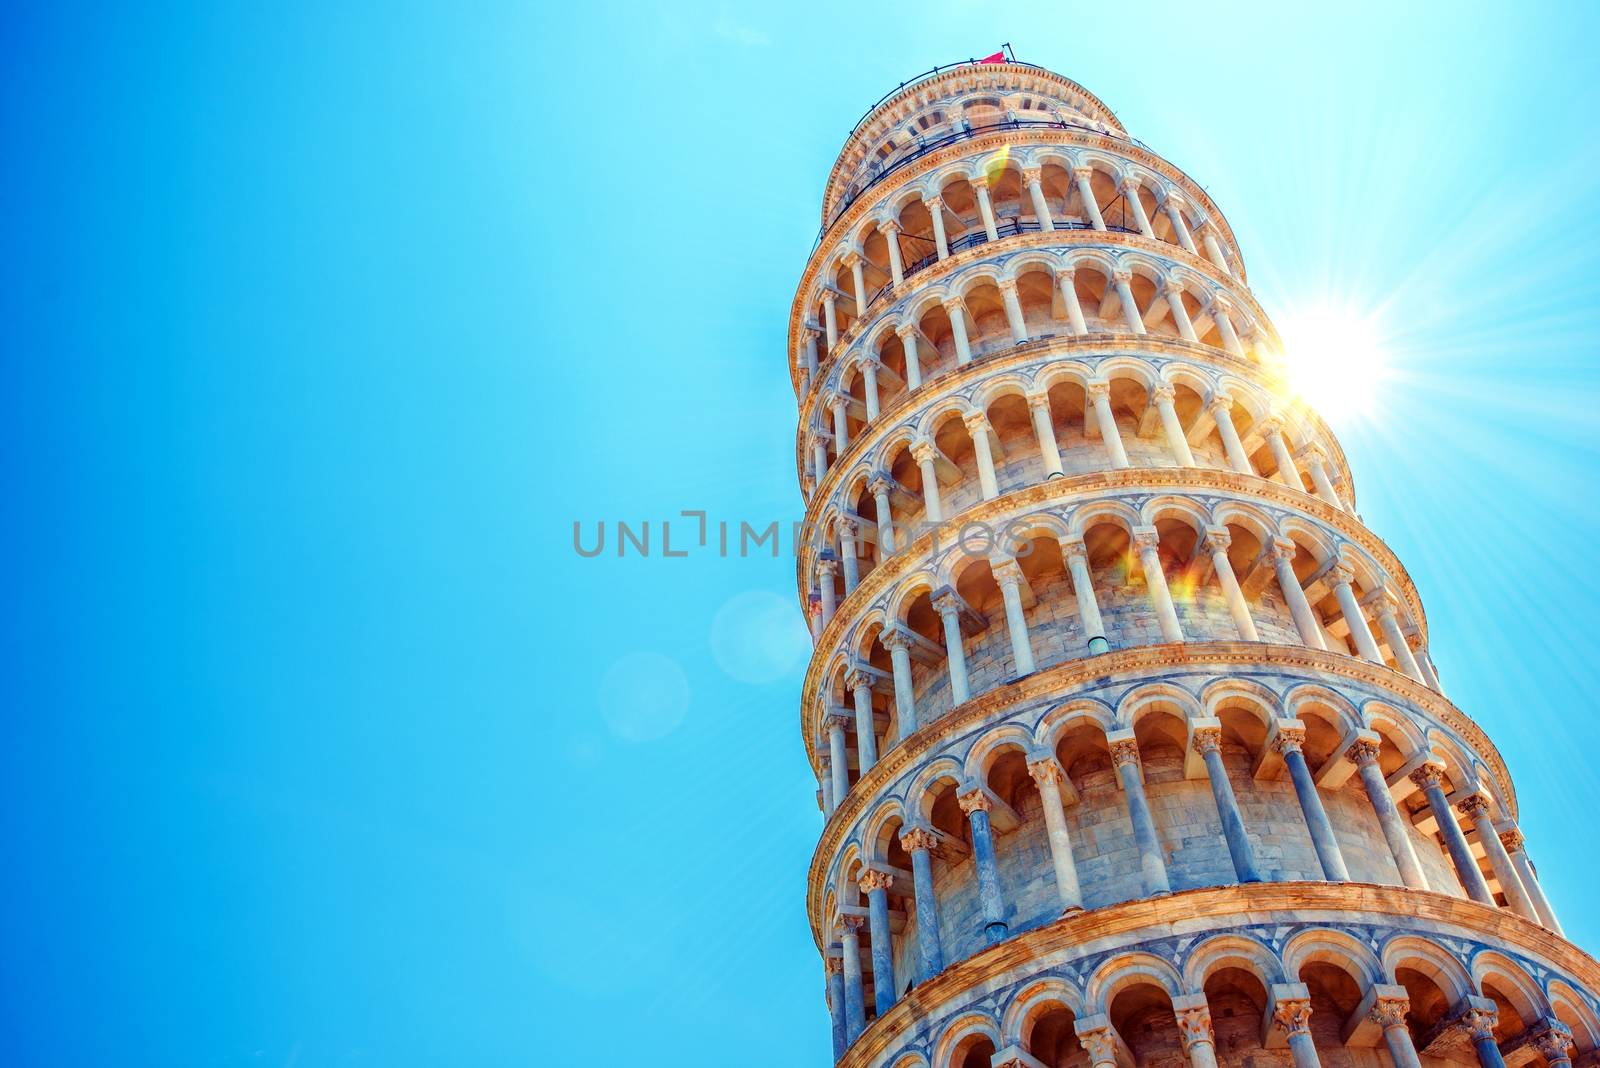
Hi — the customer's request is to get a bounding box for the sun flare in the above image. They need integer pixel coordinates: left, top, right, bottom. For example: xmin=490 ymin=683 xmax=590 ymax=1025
xmin=1269 ymin=304 xmax=1389 ymax=423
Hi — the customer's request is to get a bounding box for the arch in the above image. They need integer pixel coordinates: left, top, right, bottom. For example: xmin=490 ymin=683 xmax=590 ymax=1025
xmin=1380 ymin=934 xmax=1473 ymax=1004
xmin=861 ymin=797 xmax=910 ymax=866
xmin=1066 ymin=497 xmax=1142 ymax=538
xmin=1182 ymin=932 xmax=1286 ymax=993
xmin=1471 ymin=949 xmax=1549 ymax=1024
xmin=1547 ymin=980 xmax=1600 ymax=1051
xmin=1035 ymin=698 xmax=1117 ymax=750
xmin=1200 ymin=677 xmax=1283 ymax=727
xmin=1118 ymin=681 xmax=1205 ymax=731
xmin=908 ymin=755 xmax=968 ymax=824
xmin=964 ymin=722 xmax=1037 ymax=782
xmin=1003 ymin=976 xmax=1087 ymax=1047
xmin=1281 ymin=928 xmax=1384 ymax=989
xmin=1086 ymin=952 xmax=1185 ymax=1014
xmin=1358 ymin=699 xmax=1428 ymax=758
xmin=1281 ymin=683 xmax=1364 ymax=740
xmin=932 ymin=1011 xmax=1004 ymax=1068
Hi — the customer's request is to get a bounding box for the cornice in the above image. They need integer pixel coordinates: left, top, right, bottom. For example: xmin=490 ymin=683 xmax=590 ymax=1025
xmin=829 ymin=882 xmax=1599 ymax=1063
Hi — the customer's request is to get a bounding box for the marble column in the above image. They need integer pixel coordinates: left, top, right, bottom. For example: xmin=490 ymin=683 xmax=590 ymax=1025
xmin=932 ymin=591 xmax=970 ymax=704
xmin=879 ymin=220 xmax=904 ymax=287
xmin=839 ymin=915 xmax=867 ymax=1040
xmin=1458 ymin=794 xmax=1538 ymax=922
xmin=964 ymin=411 xmax=1000 ymax=499
xmin=1175 ymin=1000 xmax=1220 ymax=1068
xmin=1027 ymin=391 xmax=1064 ymax=477
xmin=831 ymin=394 xmax=850 ymax=455
xmin=847 ymin=669 xmax=877 ymax=774
xmin=1499 ymin=827 xmax=1563 ymax=933
xmin=1347 ymin=737 xmax=1428 ymax=889
xmin=895 ymin=323 xmax=922 ymax=390
xmin=1164 ymin=198 xmax=1198 ymax=254
xmin=1210 ymin=301 xmax=1245 ymax=356
xmin=1271 ymin=538 xmax=1326 ymax=650
xmin=1532 ymin=1021 xmax=1577 ymax=1068
xmin=882 ymin=629 xmax=917 ymax=736
xmin=1134 ymin=528 xmax=1185 ymax=642
xmin=839 ymin=520 xmax=861 ymax=592
xmin=993 ymin=560 xmax=1037 ymax=675
xmin=1301 ymin=446 xmax=1344 ymax=509
xmin=823 ymin=292 xmax=839 ymax=350
xmin=1164 ymin=283 xmax=1199 ymax=342
xmin=803 ymin=328 xmax=820 ymax=378
xmin=1076 ymin=1021 xmax=1120 ymax=1068
xmin=1113 ymin=271 xmax=1146 ymax=333
xmin=998 ymin=279 xmax=1029 ymax=343
xmin=1153 ymin=383 xmax=1197 ymax=466
xmin=1209 ymin=394 xmax=1255 ymax=475
xmin=1074 ymin=167 xmax=1106 ymax=230
xmin=1367 ymin=588 xmax=1426 ymax=683
xmin=1200 ymin=223 xmax=1233 ymax=276
xmin=1192 ymin=723 xmax=1262 ymax=882
xmin=825 ymin=957 xmax=847 ymax=1060
xmin=898 ymin=826 xmax=945 ymax=983
xmin=1064 ymin=537 xmax=1110 ymax=655
xmin=1206 ymin=528 xmax=1259 ymax=640
xmin=1410 ymin=763 xmax=1494 ymax=905
xmin=1055 ymin=268 xmax=1088 ymax=334
xmin=1265 ymin=421 xmax=1304 ymax=490
xmin=858 ymin=869 xmax=896 ymax=1016
xmin=974 ymin=181 xmax=1000 ymax=241
xmin=1330 ymin=562 xmax=1384 ymax=663
xmin=944 ymin=298 xmax=973 ymax=364
xmin=911 ymin=441 xmax=943 ymax=523
xmin=861 ymin=360 xmax=880 ymax=422
xmin=1461 ymin=1002 xmax=1506 ymax=1068
xmin=1110 ymin=734 xmax=1171 ymax=895
xmin=958 ymin=787 xmax=1008 ymax=944
xmin=1271 ymin=994 xmax=1322 ymax=1068
xmin=1368 ymin=992 xmax=1423 ymax=1068
xmin=925 ymin=195 xmax=949 ymax=260
xmin=1122 ymin=178 xmax=1156 ymax=237
xmin=869 ymin=475 xmax=895 ymax=556
xmin=1273 ymin=723 xmax=1349 ymax=880
xmin=817 ymin=557 xmax=838 ymax=627
xmin=1088 ymin=381 xmax=1130 ymax=468
xmin=1024 ymin=168 xmax=1055 ymax=231
xmin=848 ymin=256 xmax=868 ymax=323
xmin=1027 ymin=753 xmax=1084 ymax=911
xmin=826 ymin=712 xmax=850 ymax=804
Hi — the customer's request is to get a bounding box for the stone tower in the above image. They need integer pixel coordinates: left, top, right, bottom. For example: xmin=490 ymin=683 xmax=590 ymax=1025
xmin=790 ymin=61 xmax=1597 ymax=1068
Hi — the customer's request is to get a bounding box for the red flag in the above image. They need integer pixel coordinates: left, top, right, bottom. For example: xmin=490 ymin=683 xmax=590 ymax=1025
xmin=978 ymin=50 xmax=1006 ymax=64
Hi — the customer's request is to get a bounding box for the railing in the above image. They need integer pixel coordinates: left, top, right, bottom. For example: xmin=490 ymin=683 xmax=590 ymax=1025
xmin=854 ymin=217 xmax=1143 ymax=319
xmin=839 ymin=55 xmax=1049 ymax=143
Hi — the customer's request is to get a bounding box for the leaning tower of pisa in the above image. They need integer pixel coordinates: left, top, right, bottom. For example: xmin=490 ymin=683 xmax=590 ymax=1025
xmin=790 ymin=60 xmax=1597 ymax=1068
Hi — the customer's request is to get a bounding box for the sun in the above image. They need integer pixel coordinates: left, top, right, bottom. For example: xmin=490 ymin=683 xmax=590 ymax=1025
xmin=1268 ymin=304 xmax=1389 ymax=423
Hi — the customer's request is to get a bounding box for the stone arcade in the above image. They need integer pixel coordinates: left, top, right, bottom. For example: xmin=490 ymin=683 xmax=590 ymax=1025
xmin=788 ymin=61 xmax=1597 ymax=1068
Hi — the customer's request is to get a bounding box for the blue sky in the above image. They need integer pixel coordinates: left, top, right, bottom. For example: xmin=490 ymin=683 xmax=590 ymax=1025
xmin=3 ymin=2 xmax=1599 ymax=1065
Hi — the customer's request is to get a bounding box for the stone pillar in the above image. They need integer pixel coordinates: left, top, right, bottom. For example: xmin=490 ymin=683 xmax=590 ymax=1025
xmin=839 ymin=520 xmax=861 ymax=592
xmin=932 ymin=591 xmax=970 ymax=704
xmin=1532 ymin=1021 xmax=1577 ymax=1068
xmin=1134 ymin=528 xmax=1185 ymax=643
xmin=964 ymin=411 xmax=1000 ymax=499
xmin=831 ymin=394 xmax=850 ymax=455
xmin=1367 ymin=991 xmax=1423 ymax=1068
xmin=858 ymin=869 xmax=897 ymax=1016
xmin=958 ymin=787 xmax=1008 ymax=944
xmin=813 ymin=439 xmax=830 ymax=482
xmin=1025 ymin=168 xmax=1055 ymax=230
xmin=1064 ymin=537 xmax=1110 ymax=655
xmin=825 ymin=957 xmax=847 ymax=1061
xmin=1199 ymin=223 xmax=1233 ymax=275
xmin=869 ymin=476 xmax=895 ymax=556
xmin=1461 ymin=1001 xmax=1506 ymax=1068
xmin=1113 ymin=271 xmax=1146 ymax=333
xmin=1210 ymin=301 xmax=1245 ymax=356
xmin=1165 ymin=282 xmax=1199 ymax=341
xmin=1164 ymin=198 xmax=1199 ymax=254
xmin=1499 ymin=827 xmax=1563 ymax=933
xmin=1206 ymin=528 xmax=1258 ymax=640
xmin=1265 ymin=421 xmax=1304 ymax=490
xmin=944 ymin=298 xmax=973 ymax=364
xmin=898 ymin=826 xmax=945 ymax=983
xmin=849 ymin=256 xmax=868 ymax=321
xmin=1122 ymin=178 xmax=1156 ymax=237
xmin=895 ymin=323 xmax=922 ymax=390
xmin=1301 ymin=446 xmax=1344 ymax=509
xmin=1088 ymin=382 xmax=1131 ymax=468
xmin=998 ymin=279 xmax=1029 ymax=343
xmin=1410 ymin=762 xmax=1495 ymax=905
xmin=1331 ymin=562 xmax=1384 ymax=663
xmin=819 ymin=757 xmax=834 ymax=819
xmin=861 ymin=359 xmax=881 ymax=422
xmin=1027 ymin=391 xmax=1064 ymax=478
xmin=1271 ymin=992 xmax=1321 ymax=1068
xmin=1175 ymin=998 xmax=1220 ymax=1068
xmin=925 ymin=194 xmax=949 ymax=260
xmin=1209 ymin=394 xmax=1255 ymax=474
xmin=1458 ymin=794 xmax=1538 ymax=922
xmin=1074 ymin=167 xmax=1106 ymax=230
xmin=1055 ymin=268 xmax=1088 ymax=335
xmin=826 ymin=712 xmax=850 ymax=805
xmin=1367 ymin=588 xmax=1426 ymax=683
xmin=803 ymin=328 xmax=820 ymax=378
xmin=879 ymin=220 xmax=904 ymax=286
xmin=1271 ymin=538 xmax=1326 ymax=650
xmin=847 ymin=668 xmax=878 ymax=774
xmin=1109 ymin=733 xmax=1171 ymax=895
xmin=1273 ymin=723 xmax=1350 ymax=880
xmin=911 ymin=441 xmax=943 ymax=523
xmin=818 ymin=557 xmax=838 ymax=627
xmin=1153 ymin=384 xmax=1197 ymax=466
xmin=1347 ymin=737 xmax=1428 ymax=889
xmin=839 ymin=915 xmax=867 ymax=1040
xmin=1027 ymin=753 xmax=1084 ymax=911
xmin=1192 ymin=723 xmax=1262 ymax=882
xmin=823 ymin=292 xmax=839 ymax=350
xmin=1076 ymin=1020 xmax=1121 ymax=1068
xmin=974 ymin=181 xmax=1000 ymax=241
xmin=994 ymin=560 xmax=1037 ymax=675
xmin=882 ymin=629 xmax=917 ymax=736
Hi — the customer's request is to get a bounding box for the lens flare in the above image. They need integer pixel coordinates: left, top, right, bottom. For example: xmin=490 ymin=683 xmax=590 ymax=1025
xmin=1267 ymin=303 xmax=1390 ymax=424
xmin=983 ymin=144 xmax=1010 ymax=187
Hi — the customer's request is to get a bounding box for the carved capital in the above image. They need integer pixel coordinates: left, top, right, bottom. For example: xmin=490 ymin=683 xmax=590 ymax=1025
xmin=1073 ymin=165 xmax=1095 ymax=181
xmin=839 ymin=913 xmax=865 ymax=936
xmin=1461 ymin=1005 xmax=1499 ymax=1043
xmin=957 ymin=788 xmax=992 ymax=816
xmin=867 ymin=475 xmax=892 ymax=498
xmin=1270 ymin=724 xmax=1307 ymax=755
xmin=1345 ymin=738 xmax=1381 ymax=765
xmin=1109 ymin=738 xmax=1141 ymax=769
xmin=1330 ymin=561 xmax=1356 ymax=587
xmin=910 ymin=440 xmax=938 ymax=466
xmin=1368 ymin=995 xmax=1410 ymax=1030
xmin=880 ymin=627 xmax=910 ymax=653
xmin=996 ymin=277 xmax=1019 ymax=295
xmin=923 ymin=193 xmax=944 ymax=210
xmin=844 ymin=667 xmax=870 ymax=694
xmin=1499 ymin=827 xmax=1526 ymax=853
xmin=931 ymin=590 xmax=961 ymax=617
xmin=1456 ymin=792 xmax=1491 ymax=820
xmin=992 ymin=558 xmax=1026 ymax=588
xmin=899 ymin=826 xmax=938 ymax=854
xmin=1111 ymin=269 xmax=1133 ymax=285
xmin=1151 ymin=383 xmax=1177 ymax=404
xmin=877 ymin=218 xmax=900 ymax=235
xmin=1272 ymin=998 xmax=1314 ymax=1037
xmin=1062 ymin=535 xmax=1090 ymax=563
xmin=825 ymin=711 xmax=853 ymax=732
xmin=1191 ymin=725 xmax=1222 ymax=756
xmin=1021 ymin=166 xmax=1043 ymax=185
xmin=1206 ymin=391 xmax=1235 ymax=416
xmin=1203 ymin=526 xmax=1232 ymax=554
xmin=824 ymin=955 xmax=843 ymax=976
xmin=1409 ymin=762 xmax=1446 ymax=790
xmin=1078 ymin=1027 xmax=1118 ymax=1067
xmin=962 ymin=410 xmax=990 ymax=434
xmin=1027 ymin=757 xmax=1062 ymax=788
xmin=1085 ymin=379 xmax=1111 ymax=401
xmin=1532 ymin=1021 xmax=1576 ymax=1062
xmin=857 ymin=868 xmax=893 ymax=895
xmin=1132 ymin=528 xmax=1161 ymax=556
xmin=1025 ymin=389 xmax=1051 ymax=412
xmin=1175 ymin=1006 xmax=1214 ymax=1049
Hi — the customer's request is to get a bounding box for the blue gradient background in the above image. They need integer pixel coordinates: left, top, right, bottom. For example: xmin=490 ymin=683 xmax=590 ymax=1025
xmin=3 ymin=3 xmax=1598 ymax=1065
